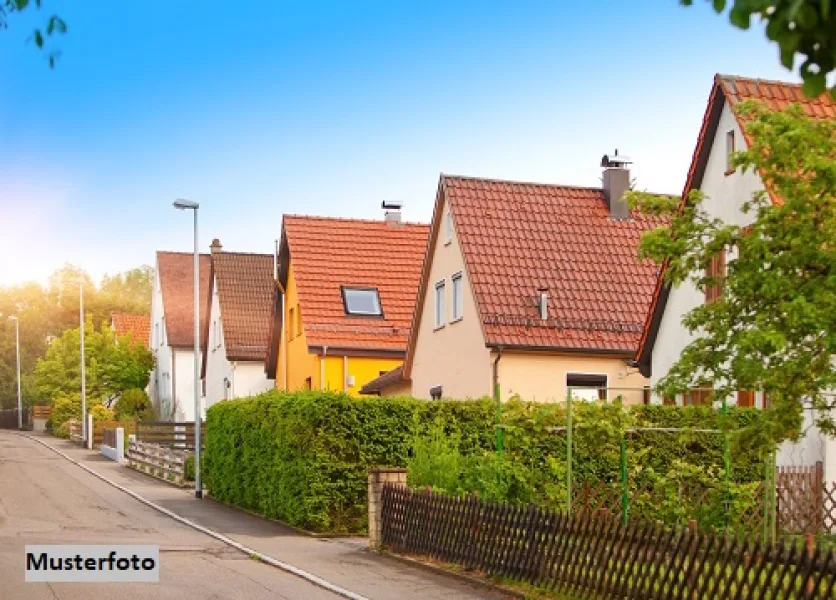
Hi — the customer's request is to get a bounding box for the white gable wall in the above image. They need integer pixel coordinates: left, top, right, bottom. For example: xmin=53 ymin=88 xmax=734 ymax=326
xmin=149 ymin=265 xmax=173 ymax=417
xmin=650 ymin=97 xmax=834 ymax=474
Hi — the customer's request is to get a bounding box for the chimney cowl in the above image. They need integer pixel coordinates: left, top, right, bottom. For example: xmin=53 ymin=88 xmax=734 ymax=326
xmin=382 ymin=201 xmax=403 ymax=226
xmin=210 ymin=238 xmax=222 ymax=253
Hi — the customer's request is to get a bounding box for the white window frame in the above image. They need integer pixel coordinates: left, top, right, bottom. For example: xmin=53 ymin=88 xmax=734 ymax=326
xmin=566 ymin=372 xmax=608 ymax=402
xmin=451 ymin=272 xmax=463 ymax=322
xmin=444 ymin=211 xmax=453 ymax=245
xmin=434 ymin=280 xmax=446 ymax=329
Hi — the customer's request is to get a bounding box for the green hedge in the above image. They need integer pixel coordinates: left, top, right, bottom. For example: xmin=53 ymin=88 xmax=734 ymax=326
xmin=204 ymin=391 xmax=769 ymax=534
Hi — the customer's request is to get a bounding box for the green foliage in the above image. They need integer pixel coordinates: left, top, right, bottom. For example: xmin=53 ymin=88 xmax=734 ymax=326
xmin=114 ymin=388 xmax=152 ymax=421
xmin=628 ymin=102 xmax=836 ymax=438
xmin=0 ymin=0 xmax=67 ymax=67
xmin=51 ymin=394 xmax=80 ymax=430
xmin=33 ymin=317 xmax=154 ymax=406
xmin=0 ymin=264 xmax=152 ymax=409
xmin=681 ymin=0 xmax=836 ymax=98
xmin=184 ymin=454 xmax=195 ymax=481
xmin=205 ymin=391 xmax=770 ymax=534
xmin=89 ymin=403 xmax=114 ymax=422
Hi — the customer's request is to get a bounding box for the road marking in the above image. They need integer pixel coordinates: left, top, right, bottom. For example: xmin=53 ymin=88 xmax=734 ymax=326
xmin=17 ymin=433 xmax=369 ymax=600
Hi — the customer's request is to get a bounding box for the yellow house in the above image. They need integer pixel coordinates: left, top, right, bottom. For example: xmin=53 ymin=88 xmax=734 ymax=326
xmin=361 ymin=168 xmax=669 ymax=403
xmin=265 ymin=210 xmax=429 ymax=395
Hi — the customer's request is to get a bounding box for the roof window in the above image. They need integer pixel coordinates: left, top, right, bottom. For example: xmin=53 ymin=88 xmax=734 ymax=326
xmin=342 ymin=286 xmax=383 ymax=316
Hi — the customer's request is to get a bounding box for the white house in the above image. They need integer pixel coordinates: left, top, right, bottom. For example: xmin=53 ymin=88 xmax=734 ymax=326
xmin=635 ymin=74 xmax=836 ymax=475
xmin=149 ymin=251 xmax=211 ymax=422
xmin=201 ymin=239 xmax=275 ymax=407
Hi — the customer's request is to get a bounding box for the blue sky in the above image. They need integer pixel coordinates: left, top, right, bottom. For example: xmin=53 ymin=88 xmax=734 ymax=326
xmin=0 ymin=1 xmax=797 ymax=286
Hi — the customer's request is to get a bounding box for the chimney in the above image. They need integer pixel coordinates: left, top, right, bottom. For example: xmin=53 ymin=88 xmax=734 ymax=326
xmin=601 ymin=149 xmax=632 ymax=220
xmin=537 ymin=286 xmax=549 ymax=320
xmin=210 ymin=238 xmax=222 ymax=254
xmin=381 ymin=201 xmax=403 ymax=226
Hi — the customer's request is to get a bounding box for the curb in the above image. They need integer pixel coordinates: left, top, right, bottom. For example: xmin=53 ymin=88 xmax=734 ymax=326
xmin=372 ymin=550 xmax=523 ymax=599
xmin=18 ymin=432 xmax=369 ymax=600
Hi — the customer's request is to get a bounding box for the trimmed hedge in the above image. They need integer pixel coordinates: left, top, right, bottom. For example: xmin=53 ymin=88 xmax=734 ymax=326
xmin=204 ymin=391 xmax=769 ymax=534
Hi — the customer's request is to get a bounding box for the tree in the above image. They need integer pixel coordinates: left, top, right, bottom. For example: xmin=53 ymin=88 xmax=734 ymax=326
xmin=114 ymin=388 xmax=152 ymax=421
xmin=628 ymin=101 xmax=836 ymax=441
xmin=681 ymin=0 xmax=836 ymax=98
xmin=98 ymin=266 xmax=154 ymax=315
xmin=33 ymin=316 xmax=155 ymax=407
xmin=0 ymin=0 xmax=66 ymax=67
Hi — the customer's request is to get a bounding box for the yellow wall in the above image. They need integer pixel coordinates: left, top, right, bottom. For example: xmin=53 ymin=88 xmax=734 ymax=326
xmin=497 ymin=351 xmax=648 ymax=405
xmin=276 ymin=260 xmax=404 ymax=396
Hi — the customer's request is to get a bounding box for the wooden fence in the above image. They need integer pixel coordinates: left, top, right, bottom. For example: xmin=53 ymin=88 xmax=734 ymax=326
xmin=32 ymin=405 xmax=52 ymax=420
xmin=381 ymin=484 xmax=836 ymax=598
xmin=92 ymin=420 xmax=136 ymax=446
xmin=127 ymin=440 xmax=190 ymax=486
xmin=135 ymin=421 xmax=204 ymax=450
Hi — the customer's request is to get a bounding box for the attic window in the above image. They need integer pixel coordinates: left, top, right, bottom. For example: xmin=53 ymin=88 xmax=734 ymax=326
xmin=725 ymin=130 xmax=735 ymax=174
xmin=342 ymin=287 xmax=382 ymax=316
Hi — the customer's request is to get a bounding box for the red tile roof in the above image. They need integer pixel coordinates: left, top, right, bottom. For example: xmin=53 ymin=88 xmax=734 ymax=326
xmin=280 ymin=216 xmax=430 ymax=352
xmin=111 ymin=313 xmax=151 ymax=348
xmin=443 ymin=176 xmax=668 ymax=352
xmin=156 ymin=251 xmax=211 ymax=348
xmin=212 ymin=251 xmax=275 ymax=361
xmin=635 ymin=74 xmax=836 ymax=369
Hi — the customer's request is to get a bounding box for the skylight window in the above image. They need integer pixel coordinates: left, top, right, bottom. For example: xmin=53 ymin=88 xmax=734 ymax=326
xmin=342 ymin=287 xmax=383 ymax=316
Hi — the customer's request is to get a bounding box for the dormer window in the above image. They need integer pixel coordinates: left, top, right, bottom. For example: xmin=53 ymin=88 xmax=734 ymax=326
xmin=341 ymin=286 xmax=383 ymax=316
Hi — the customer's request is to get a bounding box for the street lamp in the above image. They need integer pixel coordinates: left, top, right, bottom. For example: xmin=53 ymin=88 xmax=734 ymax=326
xmin=7 ymin=316 xmax=22 ymax=429
xmin=173 ymin=198 xmax=202 ymax=499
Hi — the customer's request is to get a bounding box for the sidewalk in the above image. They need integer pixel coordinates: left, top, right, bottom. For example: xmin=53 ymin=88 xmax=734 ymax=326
xmin=34 ymin=434 xmax=510 ymax=600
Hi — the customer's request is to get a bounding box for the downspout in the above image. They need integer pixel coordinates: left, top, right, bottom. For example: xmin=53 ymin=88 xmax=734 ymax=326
xmin=343 ymin=355 xmax=349 ymax=393
xmin=320 ymin=345 xmax=328 ymax=391
xmin=171 ymin=348 xmax=177 ymax=421
xmin=231 ymin=361 xmax=236 ymax=399
xmin=492 ymin=346 xmax=503 ymax=460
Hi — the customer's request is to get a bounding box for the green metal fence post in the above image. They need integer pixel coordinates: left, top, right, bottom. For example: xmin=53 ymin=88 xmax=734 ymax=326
xmin=566 ymin=390 xmax=573 ymax=518
xmin=620 ymin=433 xmax=629 ymax=526
xmin=721 ymin=395 xmax=732 ymax=532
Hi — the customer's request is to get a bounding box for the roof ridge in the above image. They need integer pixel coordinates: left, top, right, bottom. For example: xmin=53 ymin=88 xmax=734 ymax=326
xmin=215 ymin=251 xmax=273 ymax=258
xmin=283 ymin=214 xmax=429 ymax=228
xmin=717 ymin=73 xmax=805 ymax=89
xmin=442 ymin=172 xmax=603 ymax=192
xmin=157 ymin=250 xmax=211 ymax=257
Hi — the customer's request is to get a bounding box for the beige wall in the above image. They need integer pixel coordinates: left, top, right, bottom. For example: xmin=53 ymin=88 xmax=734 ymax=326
xmin=410 ymin=193 xmax=492 ymax=400
xmin=380 ymin=380 xmax=413 ymax=397
xmin=498 ymin=351 xmax=648 ymax=404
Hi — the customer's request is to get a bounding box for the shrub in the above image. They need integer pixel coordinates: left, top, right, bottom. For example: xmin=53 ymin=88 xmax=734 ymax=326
xmin=205 ymin=390 xmax=770 ymax=534
xmin=114 ymin=388 xmax=152 ymax=421
xmin=51 ymin=394 xmax=81 ymax=429
xmin=89 ymin=404 xmax=114 ymax=422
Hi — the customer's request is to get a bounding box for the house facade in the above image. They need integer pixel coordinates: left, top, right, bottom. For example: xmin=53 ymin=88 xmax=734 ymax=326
xmin=363 ymin=166 xmax=667 ymax=403
xmin=201 ymin=240 xmax=274 ymax=407
xmin=149 ymin=251 xmax=211 ymax=422
xmin=635 ymin=74 xmax=836 ymax=472
xmin=267 ymin=211 xmax=429 ymax=395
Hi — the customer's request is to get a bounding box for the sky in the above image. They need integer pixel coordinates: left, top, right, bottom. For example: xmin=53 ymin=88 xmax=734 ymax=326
xmin=0 ymin=1 xmax=800 ymax=286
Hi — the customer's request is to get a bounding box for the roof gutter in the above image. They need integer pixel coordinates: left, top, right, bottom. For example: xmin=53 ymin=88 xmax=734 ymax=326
xmin=486 ymin=343 xmax=633 ymax=357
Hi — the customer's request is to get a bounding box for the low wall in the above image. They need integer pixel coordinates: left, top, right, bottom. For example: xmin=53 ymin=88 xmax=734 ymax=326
xmin=99 ymin=427 xmax=125 ymax=463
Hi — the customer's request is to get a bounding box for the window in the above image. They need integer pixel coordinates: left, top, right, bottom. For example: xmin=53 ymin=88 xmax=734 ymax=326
xmin=216 ymin=318 xmax=222 ymax=349
xmin=341 ymin=287 xmax=383 ymax=316
xmin=737 ymin=390 xmax=755 ymax=408
xmin=725 ymin=130 xmax=735 ymax=173
xmin=444 ymin=210 xmax=453 ymax=244
xmin=155 ymin=323 xmax=159 ymax=347
xmin=566 ymin=373 xmax=607 ymax=401
xmin=212 ymin=320 xmax=217 ymax=350
xmin=434 ymin=280 xmax=446 ymax=328
xmin=686 ymin=387 xmax=713 ymax=406
xmin=705 ymin=250 xmax=726 ymax=304
xmin=288 ymin=307 xmax=295 ymax=339
xmin=296 ymin=304 xmax=302 ymax=336
xmin=451 ymin=273 xmax=463 ymax=321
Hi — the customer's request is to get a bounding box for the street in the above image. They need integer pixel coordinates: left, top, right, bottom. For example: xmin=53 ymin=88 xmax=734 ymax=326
xmin=0 ymin=432 xmax=508 ymax=600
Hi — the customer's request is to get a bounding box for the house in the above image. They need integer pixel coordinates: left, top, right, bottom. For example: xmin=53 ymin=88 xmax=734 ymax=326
xmin=266 ymin=209 xmax=429 ymax=395
xmin=149 ymin=251 xmax=211 ymax=422
xmin=634 ymin=74 xmax=836 ymax=470
xmin=361 ymin=161 xmax=668 ymax=403
xmin=201 ymin=239 xmax=275 ymax=407
xmin=110 ymin=313 xmax=151 ymax=347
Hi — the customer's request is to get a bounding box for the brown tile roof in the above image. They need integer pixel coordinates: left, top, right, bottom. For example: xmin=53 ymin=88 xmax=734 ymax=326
xmin=402 ymin=174 xmax=669 ymax=376
xmin=635 ymin=74 xmax=836 ymax=370
xmin=111 ymin=313 xmax=151 ymax=348
xmin=359 ymin=365 xmax=405 ymax=395
xmin=212 ymin=251 xmax=275 ymax=361
xmin=156 ymin=251 xmax=212 ymax=348
xmin=280 ymin=215 xmax=430 ymax=352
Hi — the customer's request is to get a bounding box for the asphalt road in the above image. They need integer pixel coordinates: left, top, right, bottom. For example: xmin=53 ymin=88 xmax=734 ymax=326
xmin=0 ymin=431 xmax=342 ymax=600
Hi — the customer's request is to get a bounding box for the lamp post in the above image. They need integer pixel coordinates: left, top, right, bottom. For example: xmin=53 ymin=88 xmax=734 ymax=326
xmin=8 ymin=316 xmax=22 ymax=429
xmin=80 ymin=283 xmax=87 ymax=443
xmin=173 ymin=198 xmax=202 ymax=499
